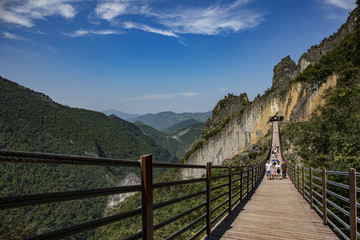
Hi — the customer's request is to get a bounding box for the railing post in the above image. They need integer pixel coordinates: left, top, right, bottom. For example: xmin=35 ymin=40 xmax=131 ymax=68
xmin=297 ymin=166 xmax=300 ymax=191
xmin=252 ymin=165 xmax=254 ymax=189
xmin=141 ymin=154 xmax=153 ymax=240
xmin=228 ymin=165 xmax=232 ymax=214
xmin=309 ymin=167 xmax=313 ymax=209
xmin=256 ymin=164 xmax=258 ymax=181
xmin=349 ymin=168 xmax=357 ymax=240
xmin=206 ymin=162 xmax=212 ymax=237
xmin=302 ymin=166 xmax=305 ymax=199
xmin=247 ymin=166 xmax=250 ymax=194
xmin=322 ymin=167 xmax=327 ymax=224
xmin=240 ymin=166 xmax=243 ymax=202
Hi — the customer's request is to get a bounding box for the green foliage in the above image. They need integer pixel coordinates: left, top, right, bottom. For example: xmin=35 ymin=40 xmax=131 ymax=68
xmin=282 ymin=21 xmax=360 ymax=170
xmin=0 ymin=77 xmax=178 ymax=238
xmin=293 ymin=31 xmax=358 ymax=86
xmin=174 ymin=122 xmax=204 ymax=158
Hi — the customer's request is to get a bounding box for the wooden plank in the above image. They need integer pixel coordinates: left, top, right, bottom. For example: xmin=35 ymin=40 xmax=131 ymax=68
xmin=207 ymin=176 xmax=338 ymax=240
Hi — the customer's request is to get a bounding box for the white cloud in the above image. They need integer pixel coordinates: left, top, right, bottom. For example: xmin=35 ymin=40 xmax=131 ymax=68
xmin=3 ymin=32 xmax=29 ymax=41
xmin=94 ymin=0 xmax=263 ymax=37
xmin=63 ymin=29 xmax=123 ymax=37
xmin=124 ymin=21 xmax=179 ymax=38
xmin=0 ymin=0 xmax=77 ymax=27
xmin=323 ymin=0 xmax=356 ymax=10
xmin=157 ymin=0 xmax=263 ymax=35
xmin=95 ymin=2 xmax=128 ymax=21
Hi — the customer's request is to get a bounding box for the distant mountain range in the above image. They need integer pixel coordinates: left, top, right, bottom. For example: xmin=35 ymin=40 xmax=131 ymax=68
xmin=129 ymin=111 xmax=211 ymax=131
xmin=104 ymin=109 xmax=211 ymax=131
xmin=103 ymin=109 xmax=140 ymax=120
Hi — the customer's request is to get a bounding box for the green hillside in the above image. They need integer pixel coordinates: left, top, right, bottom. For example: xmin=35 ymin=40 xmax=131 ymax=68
xmin=136 ymin=122 xmax=203 ymax=159
xmin=136 ymin=123 xmax=179 ymax=156
xmin=164 ymin=119 xmax=199 ymax=134
xmin=0 ymin=77 xmax=177 ymax=239
xmin=172 ymin=122 xmax=204 ymax=158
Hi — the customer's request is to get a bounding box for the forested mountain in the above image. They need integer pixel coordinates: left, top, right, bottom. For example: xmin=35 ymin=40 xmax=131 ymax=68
xmin=164 ymin=119 xmax=199 ymax=135
xmin=129 ymin=111 xmax=210 ymax=131
xmin=136 ymin=121 xmax=203 ymax=159
xmin=0 ymin=77 xmax=178 ymax=239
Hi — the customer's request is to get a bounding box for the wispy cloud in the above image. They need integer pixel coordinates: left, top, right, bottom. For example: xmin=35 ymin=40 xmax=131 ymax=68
xmin=180 ymin=92 xmax=200 ymax=97
xmin=121 ymin=92 xmax=200 ymax=102
xmin=2 ymin=32 xmax=29 ymax=41
xmin=157 ymin=0 xmax=263 ymax=35
xmin=124 ymin=21 xmax=179 ymax=38
xmin=63 ymin=29 xmax=123 ymax=37
xmin=322 ymin=0 xmax=356 ymax=10
xmin=0 ymin=0 xmax=77 ymax=27
xmin=95 ymin=0 xmax=264 ymax=37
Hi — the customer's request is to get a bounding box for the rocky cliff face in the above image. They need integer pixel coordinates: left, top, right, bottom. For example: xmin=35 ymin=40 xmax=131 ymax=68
xmin=105 ymin=173 xmax=140 ymax=215
xmin=181 ymin=9 xmax=357 ymax=178
xmin=204 ymin=93 xmax=249 ymax=130
xmin=181 ymin=75 xmax=337 ymax=178
xmin=272 ymin=56 xmax=299 ymax=89
xmin=271 ymin=10 xmax=357 ymax=89
xmin=298 ymin=9 xmax=357 ymax=72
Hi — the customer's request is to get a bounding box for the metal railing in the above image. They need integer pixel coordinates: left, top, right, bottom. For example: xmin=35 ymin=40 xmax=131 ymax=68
xmin=0 ymin=150 xmax=266 ymax=240
xmin=288 ymin=163 xmax=359 ymax=240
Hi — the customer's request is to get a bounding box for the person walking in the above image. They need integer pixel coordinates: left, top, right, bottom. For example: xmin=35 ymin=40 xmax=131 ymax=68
xmin=265 ymin=160 xmax=272 ymax=180
xmin=275 ymin=162 xmax=281 ymax=180
xmin=281 ymin=161 xmax=287 ymax=179
xmin=271 ymin=165 xmax=276 ymax=180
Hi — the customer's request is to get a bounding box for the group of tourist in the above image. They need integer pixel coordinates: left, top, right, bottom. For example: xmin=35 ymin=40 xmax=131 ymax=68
xmin=265 ymin=159 xmax=287 ymax=180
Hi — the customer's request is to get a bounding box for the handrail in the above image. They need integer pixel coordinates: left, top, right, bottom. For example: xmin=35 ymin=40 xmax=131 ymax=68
xmin=0 ymin=149 xmax=266 ymax=240
xmin=288 ymin=163 xmax=358 ymax=240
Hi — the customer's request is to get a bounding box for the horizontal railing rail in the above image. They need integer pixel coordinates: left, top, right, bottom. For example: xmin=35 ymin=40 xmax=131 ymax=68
xmin=289 ymin=163 xmax=359 ymax=240
xmin=0 ymin=149 xmax=267 ymax=240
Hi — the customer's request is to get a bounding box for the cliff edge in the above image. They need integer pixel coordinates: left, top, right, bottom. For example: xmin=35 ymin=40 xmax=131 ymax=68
xmin=181 ymin=9 xmax=357 ymax=178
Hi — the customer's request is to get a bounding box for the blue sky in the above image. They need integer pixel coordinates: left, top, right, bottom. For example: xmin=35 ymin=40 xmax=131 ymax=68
xmin=0 ymin=0 xmax=357 ymax=114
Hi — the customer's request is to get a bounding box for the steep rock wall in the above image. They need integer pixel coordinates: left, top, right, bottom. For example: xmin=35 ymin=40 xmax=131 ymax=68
xmin=181 ymin=8 xmax=356 ymax=178
xmin=182 ymin=75 xmax=337 ymax=178
xmin=105 ymin=173 xmax=140 ymax=215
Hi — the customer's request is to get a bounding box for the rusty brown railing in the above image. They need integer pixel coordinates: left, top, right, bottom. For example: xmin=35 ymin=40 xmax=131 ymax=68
xmin=288 ymin=163 xmax=359 ymax=240
xmin=0 ymin=150 xmax=267 ymax=240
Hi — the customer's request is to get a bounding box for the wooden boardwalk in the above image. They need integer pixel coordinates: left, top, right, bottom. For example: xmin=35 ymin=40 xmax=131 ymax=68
xmin=207 ymin=176 xmax=338 ymax=239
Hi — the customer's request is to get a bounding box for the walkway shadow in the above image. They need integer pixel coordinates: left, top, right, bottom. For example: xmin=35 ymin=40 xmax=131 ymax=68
xmin=204 ymin=174 xmax=265 ymax=240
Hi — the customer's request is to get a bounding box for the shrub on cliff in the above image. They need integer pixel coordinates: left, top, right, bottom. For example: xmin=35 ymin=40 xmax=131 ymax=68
xmin=282 ymin=10 xmax=360 ymax=170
